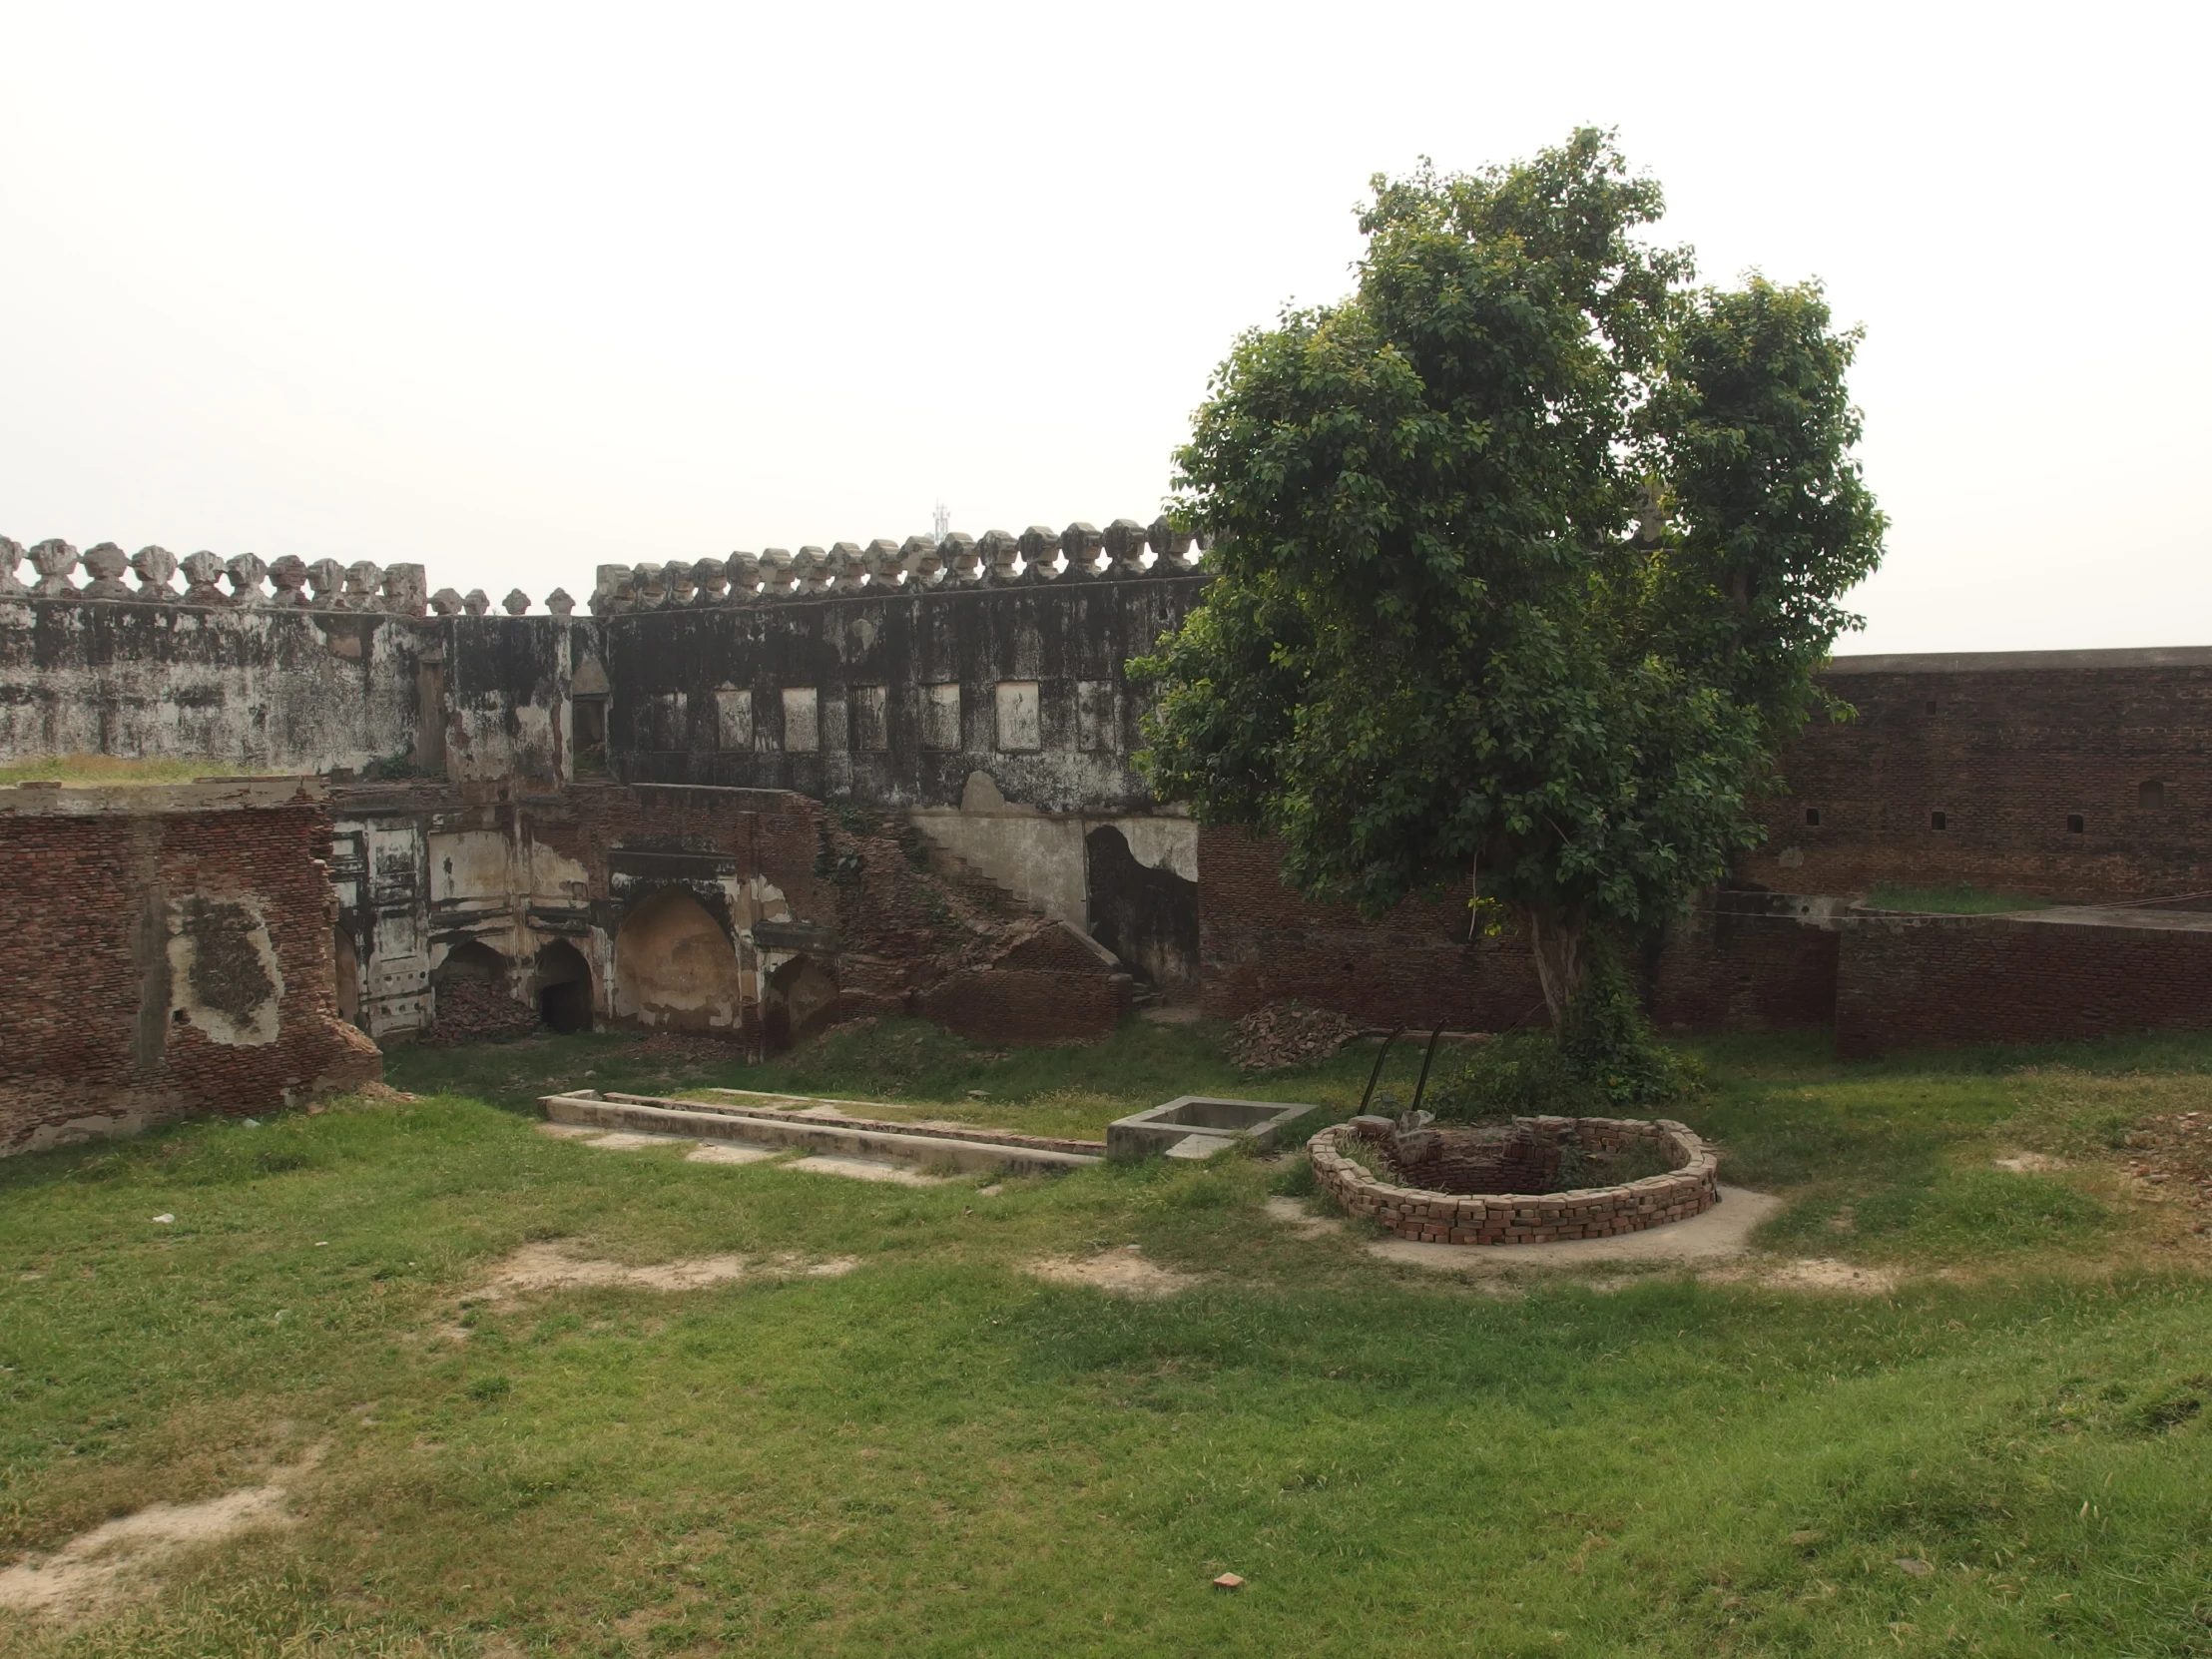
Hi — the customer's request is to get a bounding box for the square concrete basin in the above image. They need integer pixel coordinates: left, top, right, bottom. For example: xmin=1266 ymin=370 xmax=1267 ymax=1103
xmin=1107 ymin=1095 xmax=1320 ymax=1161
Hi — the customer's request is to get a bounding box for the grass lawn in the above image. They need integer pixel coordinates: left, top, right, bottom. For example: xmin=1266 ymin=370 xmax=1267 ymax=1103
xmin=1862 ymin=884 xmax=2059 ymax=915
xmin=6 ymin=1018 xmax=2212 ymax=1655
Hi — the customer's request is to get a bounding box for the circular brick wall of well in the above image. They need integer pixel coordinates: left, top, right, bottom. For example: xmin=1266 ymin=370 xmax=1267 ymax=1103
xmin=1310 ymin=1115 xmax=1719 ymax=1246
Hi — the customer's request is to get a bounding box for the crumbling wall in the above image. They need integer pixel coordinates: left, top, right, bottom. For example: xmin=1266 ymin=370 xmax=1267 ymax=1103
xmin=0 ymin=780 xmax=381 ymax=1156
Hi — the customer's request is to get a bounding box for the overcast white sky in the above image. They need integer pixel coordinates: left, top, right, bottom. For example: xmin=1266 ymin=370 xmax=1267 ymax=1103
xmin=2 ymin=1 xmax=2203 ymax=652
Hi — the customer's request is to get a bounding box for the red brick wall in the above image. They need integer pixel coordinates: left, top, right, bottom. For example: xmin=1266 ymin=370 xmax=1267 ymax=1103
xmin=1648 ymin=893 xmax=1842 ymax=1035
xmin=1750 ymin=659 xmax=2212 ymax=902
xmin=1197 ymin=827 xmax=1547 ymax=1029
xmin=0 ymin=799 xmax=381 ymax=1155
xmin=1834 ymin=910 xmax=2212 ymax=1058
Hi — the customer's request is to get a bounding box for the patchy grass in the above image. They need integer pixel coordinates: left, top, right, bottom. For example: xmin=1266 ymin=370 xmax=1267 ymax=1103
xmin=0 ymin=756 xmax=268 ymax=788
xmin=6 ymin=1025 xmax=2212 ymax=1654
xmin=1863 ymin=882 xmax=2056 ymax=914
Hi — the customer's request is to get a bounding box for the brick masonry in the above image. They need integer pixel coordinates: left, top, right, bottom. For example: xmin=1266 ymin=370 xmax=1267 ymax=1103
xmin=0 ymin=782 xmax=382 ymax=1156
xmin=1834 ymin=908 xmax=2212 ymax=1058
xmin=1747 ymin=652 xmax=2212 ymax=903
xmin=1310 ymin=1116 xmax=1720 ymax=1245
xmin=1197 ymin=825 xmax=1547 ymax=1028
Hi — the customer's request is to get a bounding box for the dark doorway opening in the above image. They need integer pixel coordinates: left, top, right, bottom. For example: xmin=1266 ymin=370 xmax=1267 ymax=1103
xmin=537 ymin=939 xmax=594 ymax=1033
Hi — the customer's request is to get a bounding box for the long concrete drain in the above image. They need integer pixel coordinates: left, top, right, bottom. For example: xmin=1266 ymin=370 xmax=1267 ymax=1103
xmin=539 ymin=1088 xmax=1104 ymax=1181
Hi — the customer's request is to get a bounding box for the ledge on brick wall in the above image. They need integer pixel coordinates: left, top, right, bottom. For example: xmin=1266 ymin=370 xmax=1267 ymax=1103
xmin=0 ymin=777 xmax=327 ymax=817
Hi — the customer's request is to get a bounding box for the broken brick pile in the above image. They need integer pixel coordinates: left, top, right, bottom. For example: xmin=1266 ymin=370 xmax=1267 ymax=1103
xmin=422 ymin=976 xmax=541 ymax=1045
xmin=1227 ymin=1000 xmax=1359 ymax=1072
xmin=2121 ymin=1112 xmax=2212 ymax=1219
xmin=1309 ymin=1115 xmax=1718 ymax=1245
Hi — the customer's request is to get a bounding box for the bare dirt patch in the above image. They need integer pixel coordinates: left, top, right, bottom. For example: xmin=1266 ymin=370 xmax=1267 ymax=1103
xmin=1705 ymin=1257 xmax=1899 ymax=1296
xmin=1994 ymin=1152 xmax=2065 ymax=1173
xmin=1025 ymin=1249 xmax=1199 ymax=1299
xmin=0 ymin=1447 xmax=323 ymax=1625
xmin=475 ymin=1243 xmax=857 ymax=1302
xmin=1263 ymin=1195 xmax=1344 ymax=1237
xmin=783 ymin=1154 xmax=947 ymax=1186
xmin=2119 ymin=1112 xmax=2212 ymax=1218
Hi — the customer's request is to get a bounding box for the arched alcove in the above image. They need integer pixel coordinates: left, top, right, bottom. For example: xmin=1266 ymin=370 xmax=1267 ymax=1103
xmin=434 ymin=939 xmax=507 ymax=983
xmin=614 ymin=887 xmax=744 ymax=1031
xmin=536 ymin=939 xmax=593 ymax=1034
xmin=761 ymin=953 xmax=837 ymax=1052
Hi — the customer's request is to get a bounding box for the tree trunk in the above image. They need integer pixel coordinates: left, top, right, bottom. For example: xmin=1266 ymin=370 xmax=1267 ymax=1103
xmin=1526 ymin=906 xmax=1588 ymax=1028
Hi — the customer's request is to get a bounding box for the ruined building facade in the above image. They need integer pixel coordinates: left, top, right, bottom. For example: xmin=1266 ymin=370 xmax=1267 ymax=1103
xmin=9 ymin=527 xmax=2212 ymax=1153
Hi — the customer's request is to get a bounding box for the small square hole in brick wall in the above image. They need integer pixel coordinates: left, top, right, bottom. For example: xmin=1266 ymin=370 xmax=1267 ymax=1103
xmin=2139 ymin=780 xmax=2168 ymax=809
xmin=1925 ymin=699 xmax=1937 ymax=715
xmin=1930 ymin=811 xmax=1947 ymax=830
xmin=2067 ymin=814 xmax=2085 ymax=834
xmin=1804 ymin=808 xmax=1821 ymax=827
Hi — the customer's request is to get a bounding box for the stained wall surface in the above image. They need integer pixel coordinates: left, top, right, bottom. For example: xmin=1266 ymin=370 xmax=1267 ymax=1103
xmin=0 ymin=780 xmax=382 ymax=1155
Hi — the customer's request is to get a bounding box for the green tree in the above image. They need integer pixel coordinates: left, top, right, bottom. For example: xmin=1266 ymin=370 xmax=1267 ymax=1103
xmin=1135 ymin=129 xmax=1884 ymax=1032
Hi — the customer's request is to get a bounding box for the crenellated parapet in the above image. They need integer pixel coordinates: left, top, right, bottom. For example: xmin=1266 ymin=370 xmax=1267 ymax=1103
xmin=0 ymin=517 xmax=1205 ymax=621
xmin=0 ymin=537 xmax=579 ymax=618
xmin=586 ymin=518 xmax=1209 ymax=616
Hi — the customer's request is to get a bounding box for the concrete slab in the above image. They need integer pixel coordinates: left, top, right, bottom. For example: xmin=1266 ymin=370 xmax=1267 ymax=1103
xmin=1364 ymin=1184 xmax=1783 ymax=1271
xmin=1164 ymin=1133 xmax=1235 ymax=1160
xmin=577 ymin=1131 xmax=691 ymax=1151
xmin=685 ymin=1143 xmax=779 ymax=1167
xmin=782 ymin=1154 xmax=949 ymax=1187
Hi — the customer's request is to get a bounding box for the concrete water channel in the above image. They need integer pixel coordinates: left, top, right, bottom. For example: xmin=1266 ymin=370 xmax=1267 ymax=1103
xmin=539 ymin=1086 xmax=1320 ymax=1179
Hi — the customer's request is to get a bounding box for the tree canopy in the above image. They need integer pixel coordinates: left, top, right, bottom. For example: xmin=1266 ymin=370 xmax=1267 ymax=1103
xmin=1133 ymin=129 xmax=1886 ymax=1021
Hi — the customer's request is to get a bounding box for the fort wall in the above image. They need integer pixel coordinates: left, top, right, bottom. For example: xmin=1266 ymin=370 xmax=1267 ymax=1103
xmin=13 ymin=528 xmax=2212 ymax=1065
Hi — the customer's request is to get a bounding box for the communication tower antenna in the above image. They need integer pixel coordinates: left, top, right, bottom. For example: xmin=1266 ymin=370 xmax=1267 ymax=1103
xmin=932 ymin=501 xmax=950 ymax=544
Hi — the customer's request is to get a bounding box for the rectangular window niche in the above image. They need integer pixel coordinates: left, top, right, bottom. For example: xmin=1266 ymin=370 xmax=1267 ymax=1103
xmin=852 ymin=685 xmax=888 ymax=752
xmin=995 ymin=681 xmax=1042 ymax=753
xmin=783 ymin=687 xmax=821 ymax=753
xmin=714 ymin=687 xmax=753 ymax=751
xmin=1076 ymin=680 xmax=1117 ymax=752
xmin=922 ymin=684 xmax=962 ymax=752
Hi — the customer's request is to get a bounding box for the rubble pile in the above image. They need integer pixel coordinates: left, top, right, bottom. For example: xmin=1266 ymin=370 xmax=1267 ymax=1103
xmin=1229 ymin=1001 xmax=1360 ymax=1072
xmin=2122 ymin=1111 xmax=2212 ymax=1217
xmin=423 ymin=978 xmax=540 ymax=1045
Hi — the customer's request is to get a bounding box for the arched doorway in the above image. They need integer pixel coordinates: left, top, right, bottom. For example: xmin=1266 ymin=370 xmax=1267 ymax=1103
xmin=536 ymin=939 xmax=593 ymax=1033
xmin=613 ymin=887 xmax=744 ymax=1031
xmin=761 ymin=953 xmax=837 ymax=1052
xmin=333 ymin=925 xmax=360 ymax=1028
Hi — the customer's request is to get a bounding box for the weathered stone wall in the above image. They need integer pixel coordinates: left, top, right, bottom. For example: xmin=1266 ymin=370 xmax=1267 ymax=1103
xmin=0 ymin=779 xmax=381 ymax=1156
xmin=0 ymin=601 xmax=576 ymax=785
